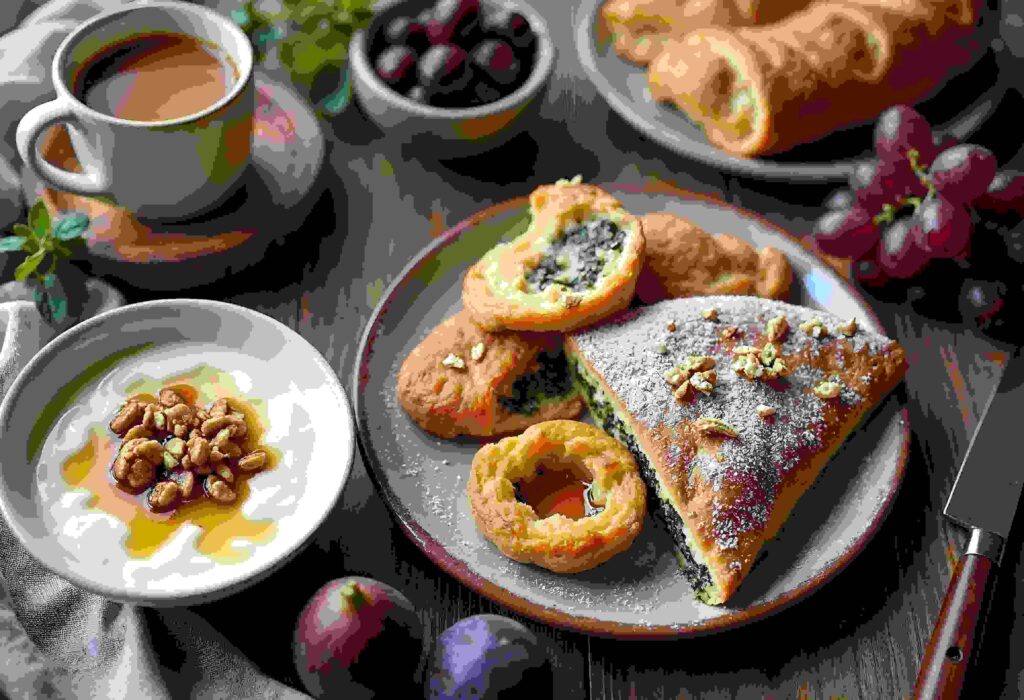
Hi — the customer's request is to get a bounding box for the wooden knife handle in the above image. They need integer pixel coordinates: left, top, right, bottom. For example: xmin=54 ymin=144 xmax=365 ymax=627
xmin=914 ymin=552 xmax=995 ymax=699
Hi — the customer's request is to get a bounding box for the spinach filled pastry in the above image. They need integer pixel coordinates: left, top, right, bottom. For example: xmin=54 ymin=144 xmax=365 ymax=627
xmin=397 ymin=309 xmax=582 ymax=439
xmin=463 ymin=179 xmax=645 ymax=333
xmin=647 ymin=0 xmax=983 ymax=156
xmin=565 ymin=296 xmax=907 ymax=604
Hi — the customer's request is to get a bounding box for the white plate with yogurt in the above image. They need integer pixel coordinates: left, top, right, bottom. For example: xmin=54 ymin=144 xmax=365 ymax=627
xmin=0 ymin=299 xmax=353 ymax=606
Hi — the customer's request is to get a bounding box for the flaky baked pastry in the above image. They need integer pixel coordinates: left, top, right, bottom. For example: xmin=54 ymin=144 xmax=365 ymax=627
xmin=463 ymin=180 xmax=645 ymax=333
xmin=635 ymin=212 xmax=791 ymax=302
xmin=565 ymin=296 xmax=906 ymax=604
xmin=647 ymin=0 xmax=983 ymax=156
xmin=601 ymin=0 xmax=814 ymax=65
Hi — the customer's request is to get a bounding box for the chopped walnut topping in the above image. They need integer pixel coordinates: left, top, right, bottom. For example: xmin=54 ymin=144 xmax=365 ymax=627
xmin=837 ymin=318 xmax=858 ymax=337
xmin=664 ymin=367 xmax=688 ymax=387
xmin=701 ymin=307 xmax=718 ymax=321
xmin=813 ymin=381 xmax=842 ymax=399
xmin=799 ymin=318 xmax=828 ymax=338
xmin=720 ymin=326 xmax=740 ymax=339
xmin=756 ymin=404 xmax=776 ymax=419
xmin=689 ymin=370 xmax=716 ymax=394
xmin=732 ymin=343 xmax=786 ymax=381
xmin=681 ymin=355 xmax=716 ymax=372
xmin=731 ymin=345 xmax=761 ymax=356
xmin=765 ymin=314 xmax=789 ymax=342
xmin=666 ymin=321 xmax=677 ymax=332
xmin=441 ymin=353 xmax=466 ymax=370
xmin=470 ymin=343 xmax=486 ymax=362
xmin=695 ymin=417 xmax=738 ymax=438
xmin=673 ymin=381 xmax=692 ymax=402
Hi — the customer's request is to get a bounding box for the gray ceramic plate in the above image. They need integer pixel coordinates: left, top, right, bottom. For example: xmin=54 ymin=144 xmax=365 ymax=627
xmin=575 ymin=0 xmax=1004 ymax=181
xmin=0 ymin=300 xmax=354 ymax=606
xmin=354 ymin=185 xmax=911 ymax=637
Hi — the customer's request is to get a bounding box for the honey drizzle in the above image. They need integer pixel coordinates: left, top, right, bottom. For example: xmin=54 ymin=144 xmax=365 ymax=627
xmin=61 ymin=366 xmax=280 ymax=562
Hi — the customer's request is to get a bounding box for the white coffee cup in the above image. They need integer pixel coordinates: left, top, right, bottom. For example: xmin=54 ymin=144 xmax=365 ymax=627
xmin=16 ymin=1 xmax=254 ymax=220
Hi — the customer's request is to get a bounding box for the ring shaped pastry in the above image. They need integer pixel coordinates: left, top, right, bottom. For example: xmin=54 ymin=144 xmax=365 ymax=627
xmin=467 ymin=420 xmax=647 ymax=574
xmin=463 ymin=181 xmax=645 ymax=332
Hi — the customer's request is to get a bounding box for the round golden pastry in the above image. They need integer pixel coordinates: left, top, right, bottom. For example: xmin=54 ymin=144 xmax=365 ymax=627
xmin=462 ymin=180 xmax=645 ymax=333
xmin=635 ymin=211 xmax=791 ymax=303
xmin=467 ymin=420 xmax=647 ymax=574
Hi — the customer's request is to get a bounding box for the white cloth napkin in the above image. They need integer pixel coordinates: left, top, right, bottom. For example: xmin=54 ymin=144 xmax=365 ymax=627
xmin=0 ymin=2 xmax=311 ymax=698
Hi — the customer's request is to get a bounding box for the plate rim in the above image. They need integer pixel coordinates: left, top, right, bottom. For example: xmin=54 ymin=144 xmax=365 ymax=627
xmin=352 ymin=185 xmax=912 ymax=638
xmin=574 ymin=0 xmax=1004 ymax=182
xmin=0 ymin=298 xmax=356 ymax=607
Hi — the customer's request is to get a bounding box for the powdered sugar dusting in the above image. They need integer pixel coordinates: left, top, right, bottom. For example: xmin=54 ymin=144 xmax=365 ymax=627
xmin=571 ymin=296 xmax=900 ymax=554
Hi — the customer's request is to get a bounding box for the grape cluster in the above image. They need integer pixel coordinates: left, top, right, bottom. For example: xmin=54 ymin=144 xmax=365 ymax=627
xmin=812 ymin=105 xmax=1024 ymax=336
xmin=371 ymin=0 xmax=537 ymax=109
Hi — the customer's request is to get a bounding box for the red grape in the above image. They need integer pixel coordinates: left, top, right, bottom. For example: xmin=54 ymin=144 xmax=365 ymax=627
xmin=879 ymin=218 xmax=930 ymax=278
xmin=850 ymin=158 xmax=926 ymax=214
xmin=812 ymin=205 xmax=878 ymax=259
xmin=976 ymin=169 xmax=1024 ymax=214
xmin=913 ymin=193 xmax=973 ymax=258
xmin=874 ymin=106 xmax=936 ymax=164
xmin=824 ymin=188 xmax=855 ymax=211
xmin=928 ymin=144 xmax=997 ymax=206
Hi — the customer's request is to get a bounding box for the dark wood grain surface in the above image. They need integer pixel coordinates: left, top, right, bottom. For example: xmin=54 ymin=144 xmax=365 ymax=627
xmin=112 ymin=1 xmax=1024 ymax=697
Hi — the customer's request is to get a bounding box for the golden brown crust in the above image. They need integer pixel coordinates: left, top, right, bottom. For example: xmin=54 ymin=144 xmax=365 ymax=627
xmin=567 ymin=296 xmax=907 ymax=604
xmin=600 ymin=0 xmax=815 ymax=66
xmin=645 ymin=1 xmax=981 ymax=156
xmin=467 ymin=420 xmax=647 ymax=573
xmin=396 ymin=309 xmax=582 ymax=439
xmin=463 ymin=182 xmax=645 ymax=333
xmin=635 ymin=212 xmax=792 ymax=303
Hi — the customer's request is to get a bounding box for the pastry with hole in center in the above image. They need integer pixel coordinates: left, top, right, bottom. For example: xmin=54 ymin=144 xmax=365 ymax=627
xmin=397 ymin=308 xmax=583 ymax=439
xmin=462 ymin=179 xmax=645 ymax=333
xmin=564 ymin=295 xmax=906 ymax=604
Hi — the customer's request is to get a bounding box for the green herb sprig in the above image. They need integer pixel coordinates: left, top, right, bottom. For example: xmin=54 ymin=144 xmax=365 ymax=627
xmin=233 ymin=0 xmax=374 ymax=88
xmin=0 ymin=201 xmax=89 ymax=323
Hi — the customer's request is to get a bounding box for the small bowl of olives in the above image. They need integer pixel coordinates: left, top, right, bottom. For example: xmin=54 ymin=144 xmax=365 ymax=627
xmin=349 ymin=0 xmax=554 ymax=155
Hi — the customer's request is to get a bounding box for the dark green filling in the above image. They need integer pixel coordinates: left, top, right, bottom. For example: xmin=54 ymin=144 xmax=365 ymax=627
xmin=567 ymin=354 xmax=715 ymax=599
xmin=498 ymin=350 xmax=575 ymax=416
xmin=524 ymin=219 xmax=626 ymax=293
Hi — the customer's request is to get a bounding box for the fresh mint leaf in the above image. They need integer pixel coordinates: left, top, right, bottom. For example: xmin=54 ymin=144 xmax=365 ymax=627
xmin=53 ymin=213 xmax=90 ymax=241
xmin=28 ymin=201 xmax=49 ymax=237
xmin=0 ymin=236 xmax=26 ymax=252
xmin=14 ymin=249 xmax=45 ymax=281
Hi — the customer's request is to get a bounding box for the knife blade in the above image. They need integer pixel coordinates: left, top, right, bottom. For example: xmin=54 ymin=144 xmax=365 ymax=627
xmin=915 ymin=358 xmax=1024 ymax=700
xmin=943 ymin=366 xmax=1024 ymax=538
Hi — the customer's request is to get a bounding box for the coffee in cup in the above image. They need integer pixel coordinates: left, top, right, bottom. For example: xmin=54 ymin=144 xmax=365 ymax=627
xmin=73 ymin=32 xmax=240 ymax=123
xmin=16 ymin=1 xmax=255 ymax=220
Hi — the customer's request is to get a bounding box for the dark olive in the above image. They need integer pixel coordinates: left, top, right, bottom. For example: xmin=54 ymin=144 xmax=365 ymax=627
xmin=374 ymin=45 xmax=418 ymax=93
xmin=471 ymin=39 xmax=521 ymax=87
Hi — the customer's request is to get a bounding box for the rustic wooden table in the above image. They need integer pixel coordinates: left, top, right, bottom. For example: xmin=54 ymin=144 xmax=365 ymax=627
xmin=117 ymin=3 xmax=1024 ymax=697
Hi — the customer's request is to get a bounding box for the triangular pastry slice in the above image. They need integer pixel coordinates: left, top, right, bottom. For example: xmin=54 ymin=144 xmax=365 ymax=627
xmin=565 ymin=296 xmax=906 ymax=604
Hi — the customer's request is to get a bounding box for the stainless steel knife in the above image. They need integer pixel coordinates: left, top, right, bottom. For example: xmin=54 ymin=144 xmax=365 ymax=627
xmin=915 ymin=359 xmax=1024 ymax=699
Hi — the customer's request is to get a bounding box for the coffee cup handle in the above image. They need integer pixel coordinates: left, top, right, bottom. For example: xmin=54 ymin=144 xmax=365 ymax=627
xmin=16 ymin=98 xmax=110 ymax=195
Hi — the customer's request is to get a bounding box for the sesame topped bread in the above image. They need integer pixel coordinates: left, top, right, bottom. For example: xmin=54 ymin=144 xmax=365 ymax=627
xmin=565 ymin=295 xmax=906 ymax=604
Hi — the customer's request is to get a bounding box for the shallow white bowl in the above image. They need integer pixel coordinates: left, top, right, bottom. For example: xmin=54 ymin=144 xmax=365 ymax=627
xmin=0 ymin=299 xmax=354 ymax=606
